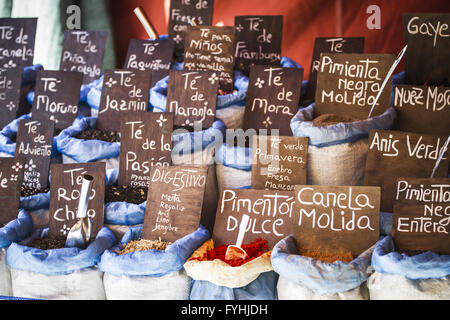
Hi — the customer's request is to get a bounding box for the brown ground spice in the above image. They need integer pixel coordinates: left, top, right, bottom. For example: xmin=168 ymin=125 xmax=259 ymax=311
xmin=312 ymin=113 xmax=360 ymax=127
xmin=399 ymin=249 xmax=428 ymax=256
xmin=26 ymin=237 xmax=67 ymax=250
xmin=21 ymin=186 xmax=50 ymax=197
xmin=115 ymin=238 xmax=172 ymax=255
xmin=301 ymin=249 xmax=354 ymax=263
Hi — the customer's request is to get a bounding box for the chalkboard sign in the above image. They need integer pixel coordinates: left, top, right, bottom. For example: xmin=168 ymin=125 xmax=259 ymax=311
xmin=31 ymin=70 xmax=83 ymax=130
xmin=243 ymin=66 xmax=303 ymax=135
xmin=304 ymin=37 xmax=364 ymax=103
xmin=393 ymin=85 xmax=450 ymax=136
xmin=166 ymin=70 xmax=218 ymax=128
xmin=293 ymin=185 xmax=380 ymax=257
xmin=97 ymin=70 xmax=152 ymax=132
xmin=213 ymin=188 xmax=295 ymax=249
xmin=234 ymin=15 xmax=283 ymax=76
xmin=403 ymin=13 xmax=450 ymax=86
xmin=48 ymin=162 xmax=105 ymax=240
xmin=392 ymin=177 xmax=449 ymax=255
xmin=364 ymin=130 xmax=450 ymax=212
xmin=0 ymin=18 xmax=37 ymax=69
xmin=118 ymin=112 xmax=173 ymax=188
xmin=168 ymin=0 xmax=214 ymax=53
xmin=0 ymin=68 xmax=23 ymax=128
xmin=124 ymin=39 xmax=174 ymax=87
xmin=252 ymin=135 xmax=308 ymax=191
xmin=59 ymin=30 xmax=107 ymax=85
xmin=0 ymin=156 xmax=24 ymax=226
xmin=184 ymin=26 xmax=236 ymax=92
xmin=15 ymin=117 xmax=54 ymax=189
xmin=315 ymin=53 xmax=395 ymax=119
xmin=141 ymin=165 xmax=209 ymax=242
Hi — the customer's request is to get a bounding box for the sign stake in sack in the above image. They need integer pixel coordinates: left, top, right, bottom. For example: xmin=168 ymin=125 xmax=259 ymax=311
xmin=134 ymin=6 xmax=158 ymax=40
xmin=368 ymin=45 xmax=408 ymax=118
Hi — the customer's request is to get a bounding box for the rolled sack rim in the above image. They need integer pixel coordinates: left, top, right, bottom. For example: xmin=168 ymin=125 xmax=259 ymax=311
xmin=54 ymin=116 xmax=121 ymax=162
xmin=271 ymin=235 xmax=375 ymax=295
xmin=215 ymin=142 xmax=252 ymax=171
xmin=6 ymin=226 xmax=117 ymax=276
xmin=290 ymin=103 xmax=397 ymax=148
xmin=98 ymin=224 xmax=210 ymax=277
xmin=0 ymin=209 xmax=33 ymax=249
xmin=371 ymin=236 xmax=450 ymax=280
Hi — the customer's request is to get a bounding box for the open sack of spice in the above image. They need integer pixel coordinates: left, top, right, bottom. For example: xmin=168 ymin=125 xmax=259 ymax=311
xmin=0 ymin=210 xmax=34 ymax=296
xmin=367 ymin=236 xmax=450 ymax=300
xmin=6 ymin=226 xmax=116 ymax=300
xmin=215 ymin=144 xmax=252 ymax=191
xmin=271 ymin=235 xmax=376 ymax=300
xmin=98 ymin=224 xmax=210 ymax=300
xmin=290 ymin=103 xmax=396 ymax=186
xmin=184 ymin=213 xmax=277 ymax=300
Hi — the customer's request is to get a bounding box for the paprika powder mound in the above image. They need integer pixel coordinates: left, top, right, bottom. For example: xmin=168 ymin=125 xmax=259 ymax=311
xmin=189 ymin=238 xmax=269 ymax=267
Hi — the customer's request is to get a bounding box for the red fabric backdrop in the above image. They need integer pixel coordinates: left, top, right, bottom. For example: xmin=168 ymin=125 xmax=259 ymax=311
xmin=110 ymin=0 xmax=450 ymax=79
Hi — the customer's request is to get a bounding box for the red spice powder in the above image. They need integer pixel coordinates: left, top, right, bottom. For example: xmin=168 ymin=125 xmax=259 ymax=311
xmin=191 ymin=238 xmax=269 ymax=267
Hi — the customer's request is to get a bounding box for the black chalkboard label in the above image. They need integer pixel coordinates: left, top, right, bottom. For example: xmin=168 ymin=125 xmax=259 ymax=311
xmin=0 ymin=156 xmax=25 ymax=226
xmin=403 ymin=13 xmax=450 ymax=86
xmin=124 ymin=39 xmax=174 ymax=87
xmin=243 ymin=65 xmax=303 ymax=135
xmin=305 ymin=37 xmax=364 ymax=102
xmin=15 ymin=117 xmax=54 ymax=189
xmin=118 ymin=112 xmax=173 ymax=188
xmin=97 ymin=69 xmax=152 ymax=132
xmin=0 ymin=18 xmax=37 ymax=69
xmin=168 ymin=0 xmax=214 ymax=53
xmin=49 ymin=162 xmax=105 ymax=240
xmin=184 ymin=26 xmax=236 ymax=92
xmin=0 ymin=68 xmax=23 ymax=128
xmin=166 ymin=70 xmax=218 ymax=128
xmin=315 ymin=53 xmax=395 ymax=119
xmin=32 ymin=70 xmax=83 ymax=130
xmin=235 ymin=15 xmax=283 ymax=76
xmin=60 ymin=30 xmax=107 ymax=85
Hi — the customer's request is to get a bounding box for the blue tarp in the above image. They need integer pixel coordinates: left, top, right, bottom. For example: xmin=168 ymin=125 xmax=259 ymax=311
xmin=0 ymin=210 xmax=33 ymax=249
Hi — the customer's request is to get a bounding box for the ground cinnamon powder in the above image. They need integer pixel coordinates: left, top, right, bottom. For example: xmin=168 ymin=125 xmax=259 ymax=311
xmin=301 ymin=249 xmax=354 ymax=263
xmin=312 ymin=113 xmax=360 ymax=127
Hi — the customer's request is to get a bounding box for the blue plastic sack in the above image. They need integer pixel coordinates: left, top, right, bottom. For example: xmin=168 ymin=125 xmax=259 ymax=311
xmin=0 ymin=210 xmax=33 ymax=249
xmin=290 ymin=103 xmax=397 ymax=148
xmin=271 ymin=235 xmax=374 ymax=295
xmin=189 ymin=271 xmax=279 ymax=300
xmin=215 ymin=143 xmax=252 ymax=172
xmin=54 ymin=116 xmax=120 ymax=163
xmin=98 ymin=224 xmax=210 ymax=277
xmin=6 ymin=226 xmax=116 ymax=276
xmin=371 ymin=236 xmax=450 ymax=280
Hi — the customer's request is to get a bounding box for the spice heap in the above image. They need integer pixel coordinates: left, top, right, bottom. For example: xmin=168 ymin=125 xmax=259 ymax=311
xmin=190 ymin=238 xmax=269 ymax=267
xmin=21 ymin=186 xmax=50 ymax=197
xmin=26 ymin=237 xmax=67 ymax=250
xmin=301 ymin=249 xmax=354 ymax=263
xmin=105 ymin=186 xmax=148 ymax=204
xmin=76 ymin=129 xmax=121 ymax=143
xmin=218 ymin=89 xmax=237 ymax=96
xmin=400 ymin=249 xmax=428 ymax=257
xmin=312 ymin=113 xmax=360 ymax=127
xmin=115 ymin=237 xmax=172 ymax=255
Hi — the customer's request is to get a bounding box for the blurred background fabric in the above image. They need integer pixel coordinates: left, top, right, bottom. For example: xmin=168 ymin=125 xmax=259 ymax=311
xmin=1 ymin=0 xmax=449 ymax=79
xmin=0 ymin=0 xmax=116 ymax=70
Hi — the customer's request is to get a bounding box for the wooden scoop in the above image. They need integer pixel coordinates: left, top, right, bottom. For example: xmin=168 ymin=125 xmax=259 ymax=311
xmin=225 ymin=214 xmax=250 ymax=261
